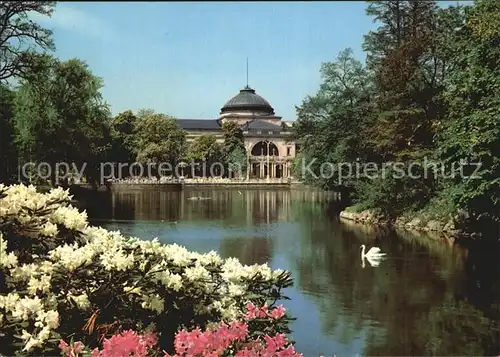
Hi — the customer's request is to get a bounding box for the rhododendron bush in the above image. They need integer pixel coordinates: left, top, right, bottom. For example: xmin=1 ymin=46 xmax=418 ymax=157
xmin=58 ymin=304 xmax=302 ymax=357
xmin=0 ymin=184 xmax=296 ymax=356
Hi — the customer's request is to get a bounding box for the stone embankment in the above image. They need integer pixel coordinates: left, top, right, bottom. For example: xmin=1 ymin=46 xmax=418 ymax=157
xmin=340 ymin=209 xmax=463 ymax=238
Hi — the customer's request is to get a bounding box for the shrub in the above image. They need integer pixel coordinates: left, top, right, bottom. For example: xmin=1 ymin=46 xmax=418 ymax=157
xmin=0 ymin=184 xmax=295 ymax=355
xmin=58 ymin=303 xmax=301 ymax=357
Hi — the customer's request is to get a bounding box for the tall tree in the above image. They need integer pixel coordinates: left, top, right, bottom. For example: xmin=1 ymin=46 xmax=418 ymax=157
xmin=0 ymin=1 xmax=56 ymax=82
xmin=13 ymin=56 xmax=111 ymax=186
xmin=292 ymin=48 xmax=373 ymax=191
xmin=363 ymin=0 xmax=441 ymax=161
xmin=221 ymin=120 xmax=246 ymax=176
xmin=221 ymin=120 xmax=245 ymax=157
xmin=110 ymin=110 xmax=137 ymax=164
xmin=135 ymin=110 xmax=186 ymax=177
xmin=437 ymin=0 xmax=500 ymax=227
xmin=0 ymin=84 xmax=16 ymax=182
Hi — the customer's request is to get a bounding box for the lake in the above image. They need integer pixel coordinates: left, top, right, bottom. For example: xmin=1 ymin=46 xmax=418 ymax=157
xmin=80 ymin=186 xmax=500 ymax=356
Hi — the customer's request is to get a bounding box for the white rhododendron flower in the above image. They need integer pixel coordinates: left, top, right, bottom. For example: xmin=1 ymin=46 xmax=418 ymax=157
xmin=68 ymin=293 xmax=91 ymax=310
xmin=27 ymin=275 xmax=52 ymax=295
xmin=141 ymin=294 xmax=164 ymax=314
xmin=184 ymin=263 xmax=211 ymax=282
xmin=50 ymin=206 xmax=88 ymax=231
xmin=40 ymin=222 xmax=58 ymax=237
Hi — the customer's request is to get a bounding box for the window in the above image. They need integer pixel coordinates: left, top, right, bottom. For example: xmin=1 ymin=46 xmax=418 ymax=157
xmin=256 ymin=130 xmax=262 ymax=134
xmin=287 ymin=147 xmax=291 ymax=156
xmin=268 ymin=131 xmax=273 ymax=135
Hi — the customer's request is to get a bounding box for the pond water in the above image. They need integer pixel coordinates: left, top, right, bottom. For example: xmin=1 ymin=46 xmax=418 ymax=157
xmin=81 ymin=186 xmax=500 ymax=356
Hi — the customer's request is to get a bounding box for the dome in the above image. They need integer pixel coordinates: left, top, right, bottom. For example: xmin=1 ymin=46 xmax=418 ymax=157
xmin=221 ymin=86 xmax=275 ymax=115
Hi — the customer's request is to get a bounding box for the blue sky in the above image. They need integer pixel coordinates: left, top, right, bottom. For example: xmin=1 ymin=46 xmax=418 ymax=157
xmin=33 ymin=1 xmax=468 ymax=121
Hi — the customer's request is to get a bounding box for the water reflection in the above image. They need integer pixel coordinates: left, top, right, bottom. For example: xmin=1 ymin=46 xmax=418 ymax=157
xmin=79 ymin=186 xmax=499 ymax=356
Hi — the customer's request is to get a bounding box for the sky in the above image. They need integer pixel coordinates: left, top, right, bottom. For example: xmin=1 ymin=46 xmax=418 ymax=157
xmin=31 ymin=1 xmax=469 ymax=121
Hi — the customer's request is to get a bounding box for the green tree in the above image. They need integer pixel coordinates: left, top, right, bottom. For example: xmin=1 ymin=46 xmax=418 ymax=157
xmin=437 ymin=0 xmax=500 ymax=227
xmin=221 ymin=121 xmax=245 ymax=158
xmin=0 ymin=1 xmax=56 ymax=82
xmin=221 ymin=121 xmax=247 ymax=178
xmin=186 ymin=134 xmax=222 ymax=162
xmin=292 ymin=48 xmax=373 ymax=192
xmin=0 ymin=84 xmax=16 ymax=183
xmin=227 ymin=145 xmax=247 ymax=178
xmin=135 ymin=110 xmax=186 ymax=178
xmin=363 ymin=0 xmax=441 ymax=161
xmin=13 ymin=56 xmax=111 ymax=186
xmin=110 ymin=110 xmax=138 ymax=165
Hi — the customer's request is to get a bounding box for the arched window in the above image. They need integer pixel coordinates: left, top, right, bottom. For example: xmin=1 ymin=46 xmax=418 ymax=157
xmin=251 ymin=141 xmax=279 ymax=156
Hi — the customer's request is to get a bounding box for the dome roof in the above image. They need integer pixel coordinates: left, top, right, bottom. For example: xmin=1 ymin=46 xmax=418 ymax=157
xmin=221 ymin=86 xmax=274 ymax=115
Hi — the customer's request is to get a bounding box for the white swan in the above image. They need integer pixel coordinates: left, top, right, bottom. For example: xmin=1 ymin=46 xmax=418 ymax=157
xmin=362 ymin=255 xmax=382 ymax=268
xmin=360 ymin=244 xmax=386 ymax=259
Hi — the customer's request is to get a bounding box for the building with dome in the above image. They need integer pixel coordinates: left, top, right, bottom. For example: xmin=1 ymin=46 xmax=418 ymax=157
xmin=176 ymin=86 xmax=298 ymax=180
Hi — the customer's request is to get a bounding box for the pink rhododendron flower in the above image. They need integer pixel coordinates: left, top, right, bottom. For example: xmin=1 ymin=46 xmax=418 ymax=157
xmin=59 ymin=339 xmax=85 ymax=357
xmin=268 ymin=305 xmax=286 ymax=320
xmin=245 ymin=303 xmax=286 ymax=320
xmin=91 ymin=330 xmax=157 ymax=357
xmin=166 ymin=304 xmax=301 ymax=357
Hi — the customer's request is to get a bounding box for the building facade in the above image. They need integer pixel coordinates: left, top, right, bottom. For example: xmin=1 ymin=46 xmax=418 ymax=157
xmin=176 ymin=86 xmax=298 ymax=180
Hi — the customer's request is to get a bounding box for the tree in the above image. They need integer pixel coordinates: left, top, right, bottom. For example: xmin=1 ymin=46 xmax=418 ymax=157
xmin=110 ymin=110 xmax=137 ymax=165
xmin=437 ymin=0 xmax=500 ymax=227
xmin=363 ymin=0 xmax=441 ymax=161
xmin=292 ymin=48 xmax=373 ymax=191
xmin=186 ymin=134 xmax=222 ymax=163
xmin=135 ymin=110 xmax=186 ymax=178
xmin=13 ymin=56 xmax=111 ymax=186
xmin=227 ymin=145 xmax=247 ymax=178
xmin=0 ymin=1 xmax=56 ymax=82
xmin=221 ymin=120 xmax=247 ymax=178
xmin=0 ymin=83 xmax=16 ymax=182
xmin=221 ymin=121 xmax=245 ymax=159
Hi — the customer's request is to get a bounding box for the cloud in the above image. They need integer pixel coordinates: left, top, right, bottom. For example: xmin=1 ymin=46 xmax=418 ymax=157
xmin=30 ymin=5 xmax=115 ymax=42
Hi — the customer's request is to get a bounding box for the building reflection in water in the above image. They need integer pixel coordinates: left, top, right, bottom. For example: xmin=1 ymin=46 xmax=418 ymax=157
xmin=85 ymin=186 xmax=336 ymax=226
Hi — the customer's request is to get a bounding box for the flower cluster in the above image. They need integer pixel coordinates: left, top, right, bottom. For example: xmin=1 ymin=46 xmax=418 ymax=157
xmin=58 ymin=305 xmax=301 ymax=357
xmin=91 ymin=330 xmax=158 ymax=357
xmin=165 ymin=304 xmax=301 ymax=357
xmin=0 ymin=184 xmax=294 ymax=355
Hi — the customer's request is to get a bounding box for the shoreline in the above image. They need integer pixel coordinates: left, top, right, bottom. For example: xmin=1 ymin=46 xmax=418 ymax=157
xmin=339 ymin=209 xmax=467 ymax=240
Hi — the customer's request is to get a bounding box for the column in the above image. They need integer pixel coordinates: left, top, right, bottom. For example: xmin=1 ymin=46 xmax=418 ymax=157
xmin=260 ymin=163 xmax=264 ymax=179
xmin=266 ymin=142 xmax=270 ymax=180
xmin=246 ymin=152 xmax=250 ymax=181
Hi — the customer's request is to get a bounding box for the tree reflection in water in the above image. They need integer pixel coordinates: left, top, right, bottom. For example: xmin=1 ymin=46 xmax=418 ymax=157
xmin=293 ymin=214 xmax=499 ymax=356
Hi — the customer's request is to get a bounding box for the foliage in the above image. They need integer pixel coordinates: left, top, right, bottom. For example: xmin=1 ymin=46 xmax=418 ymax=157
xmin=292 ymin=0 xmax=500 ymax=235
xmin=227 ymin=146 xmax=247 ymax=178
xmin=0 ymin=84 xmax=16 ymax=183
xmin=12 ymin=56 xmax=111 ymax=186
xmin=57 ymin=304 xmax=301 ymax=357
xmin=0 ymin=184 xmax=295 ymax=355
xmin=0 ymin=1 xmax=56 ymax=82
xmin=135 ymin=110 xmax=187 ymax=176
xmin=436 ymin=0 xmax=500 ymax=225
xmin=186 ymin=134 xmax=222 ymax=163
xmin=109 ymin=110 xmax=138 ymax=165
xmin=221 ymin=121 xmax=245 ymax=161
xmin=292 ymin=48 xmax=373 ymax=191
